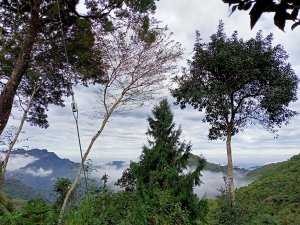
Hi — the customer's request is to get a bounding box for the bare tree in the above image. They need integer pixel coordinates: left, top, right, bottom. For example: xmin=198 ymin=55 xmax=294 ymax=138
xmin=58 ymin=24 xmax=183 ymax=223
xmin=0 ymin=82 xmax=39 ymax=184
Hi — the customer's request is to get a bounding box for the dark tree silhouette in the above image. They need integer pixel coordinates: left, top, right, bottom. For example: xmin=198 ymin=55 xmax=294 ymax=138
xmin=222 ymin=0 xmax=300 ymax=31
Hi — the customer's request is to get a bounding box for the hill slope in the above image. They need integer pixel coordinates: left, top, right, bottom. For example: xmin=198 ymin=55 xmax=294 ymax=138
xmin=236 ymin=154 xmax=300 ymax=224
xmin=1 ymin=178 xmax=42 ymax=201
xmin=188 ymin=153 xmax=249 ymax=175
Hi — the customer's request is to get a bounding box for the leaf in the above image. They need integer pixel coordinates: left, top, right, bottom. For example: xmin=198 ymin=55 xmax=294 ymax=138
xmin=243 ymin=1 xmax=252 ymax=10
xmin=293 ymin=0 xmax=300 ymax=8
xmin=291 ymin=8 xmax=299 ymax=20
xmin=229 ymin=5 xmax=238 ymax=16
xmin=222 ymin=0 xmax=241 ymax=3
xmin=250 ymin=0 xmax=273 ymax=29
xmin=238 ymin=1 xmax=245 ymax=10
xmin=274 ymin=10 xmax=287 ymax=31
xmin=291 ymin=21 xmax=300 ymax=30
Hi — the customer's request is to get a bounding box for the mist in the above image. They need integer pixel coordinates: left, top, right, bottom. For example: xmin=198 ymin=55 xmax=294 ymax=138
xmin=90 ymin=163 xmax=251 ymax=199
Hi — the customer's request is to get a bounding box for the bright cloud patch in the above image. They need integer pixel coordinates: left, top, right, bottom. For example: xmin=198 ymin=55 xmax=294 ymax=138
xmin=0 ymin=153 xmax=39 ymax=171
xmin=194 ymin=170 xmax=251 ymax=199
xmin=90 ymin=163 xmax=251 ymax=198
xmin=25 ymin=167 xmax=53 ymax=177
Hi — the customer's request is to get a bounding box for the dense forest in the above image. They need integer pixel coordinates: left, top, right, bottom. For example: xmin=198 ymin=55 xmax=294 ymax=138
xmin=1 ymin=0 xmax=300 ymax=224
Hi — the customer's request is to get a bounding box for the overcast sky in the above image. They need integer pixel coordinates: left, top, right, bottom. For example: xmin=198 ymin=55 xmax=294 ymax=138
xmin=3 ymin=0 xmax=300 ymax=168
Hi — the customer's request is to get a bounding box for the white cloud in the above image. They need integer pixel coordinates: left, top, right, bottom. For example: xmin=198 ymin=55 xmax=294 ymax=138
xmin=0 ymin=153 xmax=38 ymax=171
xmin=24 ymin=167 xmax=53 ymax=177
xmin=194 ymin=170 xmax=251 ymax=199
xmin=88 ymin=162 xmax=251 ymax=199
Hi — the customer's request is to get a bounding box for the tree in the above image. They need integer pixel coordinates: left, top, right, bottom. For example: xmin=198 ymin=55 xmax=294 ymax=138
xmin=210 ymin=180 xmax=251 ymax=225
xmin=172 ymin=21 xmax=298 ymax=196
xmin=58 ymin=23 xmax=183 ymax=224
xmin=222 ymin=0 xmax=300 ymax=31
xmin=0 ymin=79 xmax=40 ymax=184
xmin=53 ymin=177 xmax=72 ymax=212
xmin=120 ymin=99 xmax=207 ymax=224
xmin=115 ymin=168 xmax=136 ymax=192
xmin=0 ymin=0 xmax=158 ymax=135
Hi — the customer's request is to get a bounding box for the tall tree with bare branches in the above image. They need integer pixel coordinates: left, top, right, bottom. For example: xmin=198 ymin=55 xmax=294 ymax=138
xmin=58 ymin=23 xmax=183 ymax=223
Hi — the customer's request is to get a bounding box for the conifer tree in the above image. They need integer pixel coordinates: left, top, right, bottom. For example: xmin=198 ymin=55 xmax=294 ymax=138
xmin=124 ymin=99 xmax=208 ymax=224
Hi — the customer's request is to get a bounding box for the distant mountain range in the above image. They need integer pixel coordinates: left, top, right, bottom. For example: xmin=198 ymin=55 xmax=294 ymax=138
xmin=1 ymin=148 xmax=254 ymax=201
xmin=1 ymin=148 xmax=79 ymax=202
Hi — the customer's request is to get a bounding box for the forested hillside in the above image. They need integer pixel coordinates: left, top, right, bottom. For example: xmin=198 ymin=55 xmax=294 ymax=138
xmin=209 ymin=154 xmax=300 ymax=224
xmin=237 ymin=154 xmax=300 ymax=224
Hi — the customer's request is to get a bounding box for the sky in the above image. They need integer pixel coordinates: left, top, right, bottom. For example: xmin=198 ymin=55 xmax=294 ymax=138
xmin=2 ymin=0 xmax=300 ymax=168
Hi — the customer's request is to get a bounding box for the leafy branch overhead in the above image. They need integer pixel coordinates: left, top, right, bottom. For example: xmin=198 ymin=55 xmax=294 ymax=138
xmin=0 ymin=0 xmax=159 ymax=135
xmin=222 ymin=0 xmax=300 ymax=31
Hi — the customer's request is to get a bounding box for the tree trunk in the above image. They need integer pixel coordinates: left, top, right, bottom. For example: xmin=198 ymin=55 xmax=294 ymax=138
xmin=57 ymin=113 xmax=111 ymax=225
xmin=226 ymin=123 xmax=235 ymax=198
xmin=0 ymin=84 xmax=39 ymax=185
xmin=58 ymin=93 xmax=123 ymax=224
xmin=0 ymin=1 xmax=40 ymax=135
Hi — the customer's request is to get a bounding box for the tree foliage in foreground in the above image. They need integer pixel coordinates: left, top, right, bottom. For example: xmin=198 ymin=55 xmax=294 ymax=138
xmin=0 ymin=0 xmax=158 ymax=135
xmin=172 ymin=21 xmax=298 ymax=195
xmin=222 ymin=0 xmax=300 ymax=31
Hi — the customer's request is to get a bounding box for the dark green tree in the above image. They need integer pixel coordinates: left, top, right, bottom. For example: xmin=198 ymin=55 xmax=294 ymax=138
xmin=0 ymin=0 xmax=158 ymax=135
xmin=122 ymin=99 xmax=207 ymax=224
xmin=172 ymin=21 xmax=298 ymax=196
xmin=53 ymin=177 xmax=72 ymax=212
xmin=210 ymin=181 xmax=251 ymax=225
xmin=115 ymin=168 xmax=136 ymax=192
xmin=222 ymin=0 xmax=300 ymax=31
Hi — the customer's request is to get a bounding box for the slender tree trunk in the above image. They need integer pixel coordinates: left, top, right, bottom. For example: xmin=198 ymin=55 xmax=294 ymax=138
xmin=58 ymin=92 xmax=123 ymax=224
xmin=58 ymin=112 xmax=113 ymax=224
xmin=0 ymin=85 xmax=39 ymax=185
xmin=57 ymin=116 xmax=110 ymax=225
xmin=0 ymin=1 xmax=40 ymax=135
xmin=226 ymin=123 xmax=235 ymax=198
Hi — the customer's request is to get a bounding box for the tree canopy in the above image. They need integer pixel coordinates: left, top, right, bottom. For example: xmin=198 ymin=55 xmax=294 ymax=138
xmin=172 ymin=21 xmax=298 ymax=194
xmin=0 ymin=0 xmax=158 ymax=135
xmin=222 ymin=0 xmax=300 ymax=31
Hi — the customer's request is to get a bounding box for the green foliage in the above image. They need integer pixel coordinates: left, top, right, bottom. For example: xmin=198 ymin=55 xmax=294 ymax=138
xmin=223 ymin=0 xmax=300 ymax=31
xmin=115 ymin=168 xmax=136 ymax=192
xmin=210 ymin=182 xmax=250 ymax=225
xmin=53 ymin=177 xmax=72 ymax=211
xmin=1 ymin=178 xmax=41 ymax=201
xmin=0 ymin=191 xmax=14 ymax=215
xmin=235 ymin=154 xmax=300 ymax=224
xmin=206 ymin=155 xmax=300 ymax=224
xmin=68 ymin=99 xmax=207 ymax=225
xmin=124 ymin=99 xmax=208 ymax=224
xmin=66 ymin=188 xmax=137 ymax=225
xmin=0 ymin=198 xmax=57 ymax=225
xmin=23 ymin=198 xmax=57 ymax=224
xmin=172 ymin=21 xmax=298 ymax=141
